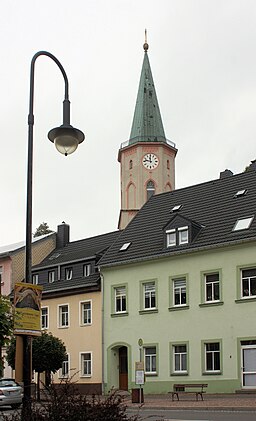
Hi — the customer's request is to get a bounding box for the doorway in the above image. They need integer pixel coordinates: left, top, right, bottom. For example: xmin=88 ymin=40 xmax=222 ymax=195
xmin=119 ymin=346 xmax=128 ymax=390
xmin=241 ymin=346 xmax=256 ymax=388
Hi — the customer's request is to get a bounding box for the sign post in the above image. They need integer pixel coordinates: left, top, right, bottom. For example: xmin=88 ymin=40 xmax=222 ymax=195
xmin=136 ymin=338 xmax=144 ymax=403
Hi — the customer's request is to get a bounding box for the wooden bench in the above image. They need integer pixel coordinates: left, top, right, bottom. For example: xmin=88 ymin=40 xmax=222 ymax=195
xmin=170 ymin=383 xmax=208 ymax=401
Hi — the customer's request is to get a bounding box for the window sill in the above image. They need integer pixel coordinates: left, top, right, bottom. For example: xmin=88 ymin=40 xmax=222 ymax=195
xmin=58 ymin=326 xmax=69 ymax=329
xmin=199 ymin=301 xmax=224 ymax=308
xmin=202 ymin=371 xmax=222 ymax=376
xmin=235 ymin=297 xmax=256 ymax=304
xmin=145 ymin=372 xmax=158 ymax=377
xmin=139 ymin=309 xmax=158 ymax=315
xmin=111 ymin=312 xmax=129 ymax=317
xmin=80 ymin=323 xmax=92 ymax=326
xmin=80 ymin=375 xmax=92 ymax=378
xmin=169 ymin=305 xmax=189 ymax=312
xmin=171 ymin=372 xmax=189 ymax=376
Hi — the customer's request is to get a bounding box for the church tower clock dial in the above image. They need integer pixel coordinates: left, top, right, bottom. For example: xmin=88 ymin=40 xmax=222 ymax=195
xmin=118 ymin=33 xmax=178 ymax=230
xmin=142 ymin=153 xmax=159 ymax=170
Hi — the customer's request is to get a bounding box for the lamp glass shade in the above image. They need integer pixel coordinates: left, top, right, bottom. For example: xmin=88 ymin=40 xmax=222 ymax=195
xmin=48 ymin=125 xmax=84 ymax=156
xmin=54 ymin=134 xmax=79 ymax=156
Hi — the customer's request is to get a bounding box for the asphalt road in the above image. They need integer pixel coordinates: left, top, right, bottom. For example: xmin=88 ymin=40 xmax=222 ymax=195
xmin=128 ymin=408 xmax=256 ymax=421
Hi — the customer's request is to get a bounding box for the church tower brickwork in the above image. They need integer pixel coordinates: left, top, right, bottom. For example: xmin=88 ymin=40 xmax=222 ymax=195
xmin=118 ymin=38 xmax=177 ymax=230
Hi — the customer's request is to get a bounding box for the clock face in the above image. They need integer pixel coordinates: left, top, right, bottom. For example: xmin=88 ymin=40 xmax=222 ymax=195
xmin=142 ymin=153 xmax=159 ymax=170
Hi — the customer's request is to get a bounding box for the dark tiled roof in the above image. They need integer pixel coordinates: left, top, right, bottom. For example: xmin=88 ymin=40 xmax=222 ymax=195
xmin=33 ymin=230 xmax=120 ymax=268
xmin=42 ymin=273 xmax=100 ymax=297
xmin=99 ymin=170 xmax=256 ymax=267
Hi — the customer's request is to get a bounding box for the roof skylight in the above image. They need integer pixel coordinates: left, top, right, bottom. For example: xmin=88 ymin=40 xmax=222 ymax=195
xmin=49 ymin=252 xmax=61 ymax=260
xmin=234 ymin=189 xmax=247 ymax=198
xmin=119 ymin=242 xmax=131 ymax=251
xmin=171 ymin=205 xmax=182 ymax=212
xmin=233 ymin=216 xmax=254 ymax=231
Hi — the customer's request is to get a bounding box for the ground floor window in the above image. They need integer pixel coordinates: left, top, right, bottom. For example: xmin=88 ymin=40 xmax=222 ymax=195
xmin=144 ymin=346 xmax=157 ymax=375
xmin=205 ymin=342 xmax=220 ymax=372
xmin=81 ymin=352 xmax=92 ymax=377
xmin=59 ymin=354 xmax=69 ymax=378
xmin=173 ymin=344 xmax=187 ymax=373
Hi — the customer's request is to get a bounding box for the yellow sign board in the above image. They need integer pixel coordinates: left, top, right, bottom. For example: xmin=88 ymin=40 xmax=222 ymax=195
xmin=14 ymin=282 xmax=43 ymax=336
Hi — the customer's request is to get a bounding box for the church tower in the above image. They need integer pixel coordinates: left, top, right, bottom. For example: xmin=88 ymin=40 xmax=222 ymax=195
xmin=118 ymin=36 xmax=177 ymax=230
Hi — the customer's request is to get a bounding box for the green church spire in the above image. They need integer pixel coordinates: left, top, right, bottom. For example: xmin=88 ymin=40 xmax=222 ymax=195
xmin=129 ymin=35 xmax=167 ymax=145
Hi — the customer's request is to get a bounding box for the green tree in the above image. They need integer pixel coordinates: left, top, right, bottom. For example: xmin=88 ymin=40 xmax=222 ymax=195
xmin=0 ymin=296 xmax=14 ymax=376
xmin=33 ymin=222 xmax=53 ymax=238
xmin=6 ymin=332 xmax=66 ymax=400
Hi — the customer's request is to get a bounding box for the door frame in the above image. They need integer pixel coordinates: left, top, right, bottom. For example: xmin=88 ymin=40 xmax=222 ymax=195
xmin=241 ymin=345 xmax=256 ymax=389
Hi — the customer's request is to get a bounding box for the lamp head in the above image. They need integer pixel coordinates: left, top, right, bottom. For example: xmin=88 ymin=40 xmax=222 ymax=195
xmin=48 ymin=124 xmax=85 ymax=156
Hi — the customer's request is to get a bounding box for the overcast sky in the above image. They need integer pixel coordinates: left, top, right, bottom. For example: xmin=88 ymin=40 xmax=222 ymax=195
xmin=1 ymin=0 xmax=256 ymax=246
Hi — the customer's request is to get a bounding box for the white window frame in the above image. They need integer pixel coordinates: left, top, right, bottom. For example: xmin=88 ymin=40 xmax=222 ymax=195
xmin=173 ymin=344 xmax=187 ymax=373
xmin=48 ymin=271 xmax=55 ymax=283
xmin=80 ymin=352 xmax=92 ymax=377
xmin=83 ymin=264 xmax=91 ymax=277
xmin=166 ymin=229 xmax=176 ymax=247
xmin=143 ymin=282 xmax=156 ymax=310
xmin=173 ymin=278 xmax=186 ymax=306
xmin=144 ymin=347 xmax=157 ymax=375
xmin=205 ymin=342 xmax=220 ymax=373
xmin=205 ymin=273 xmax=220 ymax=302
xmin=115 ymin=286 xmax=127 ymax=313
xmin=58 ymin=304 xmax=69 ymax=328
xmin=41 ymin=306 xmax=49 ymax=330
xmin=233 ymin=216 xmax=254 ymax=231
xmin=65 ymin=268 xmax=73 ymax=280
xmin=178 ymin=226 xmax=189 ymax=244
xmin=59 ymin=353 xmax=70 ymax=378
xmin=80 ymin=300 xmax=92 ymax=325
xmin=241 ymin=268 xmax=256 ymax=298
xmin=32 ymin=274 xmax=38 ymax=285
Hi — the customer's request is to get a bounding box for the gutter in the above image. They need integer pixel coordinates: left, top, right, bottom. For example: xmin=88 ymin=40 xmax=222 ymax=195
xmin=100 ymin=272 xmax=105 ymax=395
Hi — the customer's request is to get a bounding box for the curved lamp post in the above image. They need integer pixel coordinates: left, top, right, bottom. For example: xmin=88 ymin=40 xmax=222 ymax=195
xmin=23 ymin=51 xmax=84 ymax=416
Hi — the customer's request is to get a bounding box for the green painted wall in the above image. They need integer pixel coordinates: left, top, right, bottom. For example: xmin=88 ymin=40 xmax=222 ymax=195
xmin=102 ymin=243 xmax=256 ymax=394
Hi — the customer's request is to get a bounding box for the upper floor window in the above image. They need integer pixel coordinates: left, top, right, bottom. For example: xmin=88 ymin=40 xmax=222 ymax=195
xmin=48 ymin=271 xmax=55 ymax=283
xmin=173 ymin=278 xmax=187 ymax=306
xmin=80 ymin=301 xmax=92 ymax=325
xmin=144 ymin=282 xmax=156 ymax=310
xmin=83 ymin=264 xmax=91 ymax=277
xmin=41 ymin=307 xmax=48 ymax=329
xmin=32 ymin=274 xmax=38 ymax=285
xmin=80 ymin=352 xmax=92 ymax=377
xmin=146 ymin=180 xmax=155 ymax=201
xmin=115 ymin=287 xmax=127 ymax=313
xmin=205 ymin=273 xmax=220 ymax=302
xmin=58 ymin=304 xmax=69 ymax=328
xmin=241 ymin=268 xmax=256 ymax=298
xmin=65 ymin=268 xmax=72 ymax=280
xmin=144 ymin=347 xmax=157 ymax=375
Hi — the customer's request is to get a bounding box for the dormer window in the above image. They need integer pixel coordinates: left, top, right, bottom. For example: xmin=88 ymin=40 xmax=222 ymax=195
xmin=166 ymin=226 xmax=189 ymax=247
xmin=166 ymin=229 xmax=176 ymax=247
xmin=65 ymin=268 xmax=72 ymax=280
xmin=178 ymin=226 xmax=189 ymax=244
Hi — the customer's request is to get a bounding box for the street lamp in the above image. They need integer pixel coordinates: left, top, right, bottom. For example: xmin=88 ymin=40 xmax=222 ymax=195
xmin=23 ymin=51 xmax=84 ymax=416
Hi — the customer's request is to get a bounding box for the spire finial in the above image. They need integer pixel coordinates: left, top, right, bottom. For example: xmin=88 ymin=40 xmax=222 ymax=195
xmin=143 ymin=28 xmax=149 ymax=52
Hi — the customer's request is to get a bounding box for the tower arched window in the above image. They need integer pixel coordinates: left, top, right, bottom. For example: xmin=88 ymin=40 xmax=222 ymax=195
xmin=129 ymin=160 xmax=133 ymax=170
xmin=146 ymin=180 xmax=155 ymax=201
xmin=167 ymin=159 xmax=170 ymax=170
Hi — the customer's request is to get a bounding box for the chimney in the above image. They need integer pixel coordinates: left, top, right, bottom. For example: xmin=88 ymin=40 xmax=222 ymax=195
xmin=219 ymin=169 xmax=233 ymax=179
xmin=57 ymin=222 xmax=70 ymax=248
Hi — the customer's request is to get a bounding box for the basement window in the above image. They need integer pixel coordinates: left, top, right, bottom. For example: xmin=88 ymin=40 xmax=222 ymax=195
xmin=233 ymin=216 xmax=254 ymax=231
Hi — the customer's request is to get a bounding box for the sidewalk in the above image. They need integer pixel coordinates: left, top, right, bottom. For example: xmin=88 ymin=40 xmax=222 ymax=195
xmin=126 ymin=393 xmax=256 ymax=411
